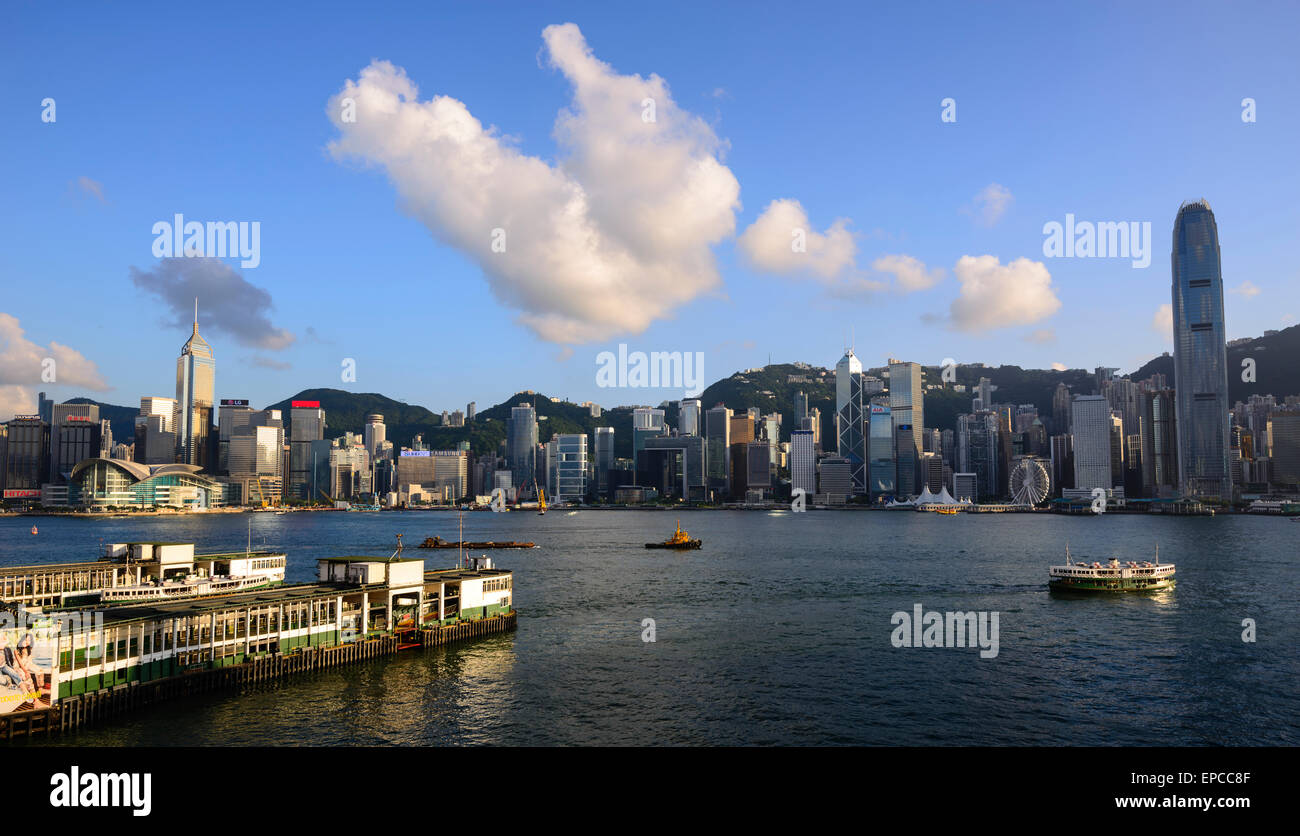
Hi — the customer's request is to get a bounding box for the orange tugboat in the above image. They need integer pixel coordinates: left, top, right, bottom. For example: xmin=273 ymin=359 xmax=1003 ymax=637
xmin=645 ymin=520 xmax=702 ymax=550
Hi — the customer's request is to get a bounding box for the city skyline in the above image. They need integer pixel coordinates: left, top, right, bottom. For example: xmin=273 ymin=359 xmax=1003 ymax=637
xmin=5 ymin=2 xmax=1300 ymax=418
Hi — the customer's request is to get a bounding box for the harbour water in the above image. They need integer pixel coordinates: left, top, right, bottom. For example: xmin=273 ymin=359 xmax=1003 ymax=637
xmin=2 ymin=510 xmax=1296 ymax=746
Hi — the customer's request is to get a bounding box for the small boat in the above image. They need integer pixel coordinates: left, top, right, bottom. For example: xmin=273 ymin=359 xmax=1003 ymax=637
xmin=31 ymin=525 xmax=38 ymax=536
xmin=936 ymin=507 xmax=959 ymax=516
xmin=1048 ymin=544 xmax=1174 ymax=592
xmin=646 ymin=521 xmax=702 ymax=550
xmin=418 ymin=536 xmax=535 ymax=550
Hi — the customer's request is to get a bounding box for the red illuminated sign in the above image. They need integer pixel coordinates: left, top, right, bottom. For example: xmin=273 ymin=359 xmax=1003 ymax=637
xmin=291 ymin=401 xmax=320 ymax=408
xmin=3 ymin=490 xmax=41 ymax=499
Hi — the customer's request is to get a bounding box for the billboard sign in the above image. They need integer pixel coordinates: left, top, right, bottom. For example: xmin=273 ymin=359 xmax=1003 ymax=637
xmin=0 ymin=616 xmax=59 ymax=713
xmin=2 ymin=490 xmax=41 ymax=499
xmin=400 ymin=451 xmax=431 ymax=457
xmin=291 ymin=400 xmax=320 ymax=408
xmin=221 ymin=399 xmax=250 ymax=407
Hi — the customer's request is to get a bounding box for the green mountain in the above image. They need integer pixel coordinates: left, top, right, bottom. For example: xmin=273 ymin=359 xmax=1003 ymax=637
xmin=1129 ymin=323 xmax=1300 ymax=403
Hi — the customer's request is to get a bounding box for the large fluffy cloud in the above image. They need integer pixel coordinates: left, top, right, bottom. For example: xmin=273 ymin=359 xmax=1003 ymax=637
xmin=948 ymin=255 xmax=1060 ymax=332
xmin=737 ymin=199 xmax=856 ymax=279
xmin=0 ymin=312 xmax=109 ymax=420
xmin=130 ymin=258 xmax=294 ymax=350
xmin=326 ymin=24 xmax=741 ymax=343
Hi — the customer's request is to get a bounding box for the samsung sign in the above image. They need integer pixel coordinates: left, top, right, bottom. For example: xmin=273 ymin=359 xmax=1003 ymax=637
xmin=400 ymin=451 xmax=431 ymax=457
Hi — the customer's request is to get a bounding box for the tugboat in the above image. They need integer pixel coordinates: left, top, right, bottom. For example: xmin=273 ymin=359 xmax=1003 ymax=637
xmin=1048 ymin=544 xmax=1175 ymax=592
xmin=645 ymin=520 xmax=702 ymax=550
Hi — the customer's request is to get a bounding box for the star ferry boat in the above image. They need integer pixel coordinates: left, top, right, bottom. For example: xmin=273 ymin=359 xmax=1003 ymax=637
xmin=1048 ymin=546 xmax=1175 ymax=592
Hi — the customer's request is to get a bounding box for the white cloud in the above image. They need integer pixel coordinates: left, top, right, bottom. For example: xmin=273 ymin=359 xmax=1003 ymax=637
xmin=1152 ymin=303 xmax=1173 ymax=336
xmin=948 ymin=256 xmax=1060 ymax=332
xmin=0 ymin=312 xmax=109 ymax=390
xmin=737 ymin=199 xmax=856 ymax=280
xmin=0 ymin=313 xmax=109 ymax=421
xmin=1024 ymin=328 xmax=1056 ymax=344
xmin=1051 ymin=362 xmax=1067 ymax=371
xmin=1230 ymin=281 xmax=1261 ymax=297
xmin=964 ymin=183 xmax=1013 ymax=227
xmin=871 ymin=254 xmax=944 ymax=292
xmin=326 ymin=24 xmax=741 ymax=344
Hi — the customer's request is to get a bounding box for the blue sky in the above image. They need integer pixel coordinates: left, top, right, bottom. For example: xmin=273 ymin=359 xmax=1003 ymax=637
xmin=3 ymin=0 xmax=1297 ymax=419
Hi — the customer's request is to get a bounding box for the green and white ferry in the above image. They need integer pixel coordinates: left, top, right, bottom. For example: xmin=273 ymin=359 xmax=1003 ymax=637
xmin=1048 ymin=545 xmax=1175 ymax=593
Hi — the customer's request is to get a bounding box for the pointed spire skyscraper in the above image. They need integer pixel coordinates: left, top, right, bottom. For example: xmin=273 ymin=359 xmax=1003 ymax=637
xmin=174 ymin=299 xmax=216 ymax=468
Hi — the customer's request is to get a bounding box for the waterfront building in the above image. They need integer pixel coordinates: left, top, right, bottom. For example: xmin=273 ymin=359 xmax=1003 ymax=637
xmin=135 ymin=397 xmax=177 ymax=465
xmin=957 ymin=411 xmax=999 ymax=500
xmin=1171 ymin=200 xmax=1231 ymax=499
xmin=790 ymin=429 xmax=816 ymax=498
xmin=594 ymin=426 xmax=616 ymax=500
xmin=217 ymin=399 xmax=254 ymax=473
xmin=70 ymin=459 xmax=222 ymax=509
xmin=817 ymin=456 xmax=851 ymax=503
xmin=1049 ymin=434 xmax=1073 ymax=497
xmin=508 ymin=403 xmax=538 ymax=492
xmin=639 ymin=435 xmax=706 ymax=501
xmin=1071 ymin=395 xmax=1113 ymax=492
xmin=289 ymin=401 xmax=325 ymax=501
xmin=867 ymin=404 xmax=895 ymax=499
xmin=835 ymin=348 xmax=866 ymax=494
xmin=952 ymin=472 xmax=978 ymax=503
xmin=921 ymin=452 xmax=944 ymax=494
xmin=1270 ymin=411 xmax=1300 ymax=488
xmin=174 ymin=307 xmax=215 ymax=469
xmin=2 ymin=416 xmax=49 ymax=492
xmin=678 ymin=399 xmax=702 ymax=437
xmin=50 ymin=404 xmax=101 ymax=484
xmin=364 ymin=414 xmax=386 ymax=463
xmin=705 ymin=406 xmax=731 ymax=498
xmin=34 ymin=555 xmax=512 ymax=704
xmin=552 ymin=433 xmax=588 ymax=504
xmin=889 ymin=359 xmax=924 ymax=495
xmin=1141 ymin=390 xmax=1178 ymax=496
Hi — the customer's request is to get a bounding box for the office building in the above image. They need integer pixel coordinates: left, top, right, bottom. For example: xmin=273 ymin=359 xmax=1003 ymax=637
xmin=1171 ymin=200 xmax=1231 ymax=499
xmin=289 ymin=401 xmax=326 ymax=500
xmin=835 ymin=348 xmax=866 ymax=494
xmin=174 ymin=306 xmax=216 ymax=469
xmin=705 ymin=406 xmax=731 ymax=497
xmin=49 ymin=402 xmax=100 ymax=481
xmin=957 ymin=411 xmax=999 ymax=500
xmin=678 ymin=399 xmax=702 ymax=437
xmin=594 ymin=426 xmax=616 ymax=500
xmin=889 ymin=359 xmax=924 ymax=495
xmin=2 ymin=416 xmax=50 ymax=492
xmin=552 ymin=433 xmax=588 ymax=504
xmin=1071 ymin=395 xmax=1113 ymax=492
xmin=790 ymin=429 xmax=816 ymax=498
xmin=508 ymin=403 xmax=538 ymax=493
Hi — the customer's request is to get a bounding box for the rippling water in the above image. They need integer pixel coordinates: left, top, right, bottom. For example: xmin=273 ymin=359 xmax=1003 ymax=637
xmin=3 ymin=509 xmax=1296 ymax=745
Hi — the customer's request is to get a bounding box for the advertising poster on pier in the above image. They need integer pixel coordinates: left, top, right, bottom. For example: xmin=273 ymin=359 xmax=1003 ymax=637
xmin=0 ymin=617 xmax=58 ymax=714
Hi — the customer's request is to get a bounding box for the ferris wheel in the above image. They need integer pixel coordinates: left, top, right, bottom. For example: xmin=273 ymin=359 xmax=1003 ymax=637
xmin=1009 ymin=457 xmax=1051 ymax=505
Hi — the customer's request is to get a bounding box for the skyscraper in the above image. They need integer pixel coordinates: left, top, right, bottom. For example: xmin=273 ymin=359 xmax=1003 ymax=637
xmin=174 ymin=304 xmax=215 ymax=469
xmin=594 ymin=426 xmax=616 ymax=499
xmin=1171 ymin=200 xmax=1231 ymax=499
xmin=1071 ymin=395 xmax=1112 ymax=492
xmin=790 ymin=429 xmax=816 ymax=498
xmin=704 ymin=405 xmax=731 ymax=497
xmin=508 ymin=403 xmax=539 ymax=492
xmin=49 ymin=402 xmax=100 ymax=480
xmin=364 ymin=414 xmax=387 ymax=463
xmin=678 ymin=399 xmax=702 ymax=437
xmin=867 ymin=404 xmax=895 ymax=499
xmin=835 ymin=348 xmax=865 ymax=494
xmin=889 ymin=359 xmax=924 ymax=496
xmin=289 ymin=400 xmax=325 ymax=500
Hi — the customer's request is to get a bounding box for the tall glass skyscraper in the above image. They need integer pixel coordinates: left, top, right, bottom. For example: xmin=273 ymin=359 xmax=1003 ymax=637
xmin=1171 ymin=200 xmax=1231 ymax=499
xmin=835 ymin=349 xmax=865 ymax=494
xmin=508 ymin=403 xmax=538 ymax=492
xmin=888 ymin=360 xmax=923 ymax=496
xmin=174 ymin=305 xmax=215 ymax=469
xmin=867 ymin=404 xmax=895 ymax=498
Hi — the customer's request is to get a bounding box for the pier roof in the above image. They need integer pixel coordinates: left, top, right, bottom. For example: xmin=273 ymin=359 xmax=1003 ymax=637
xmin=66 ymin=581 xmax=383 ymax=626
